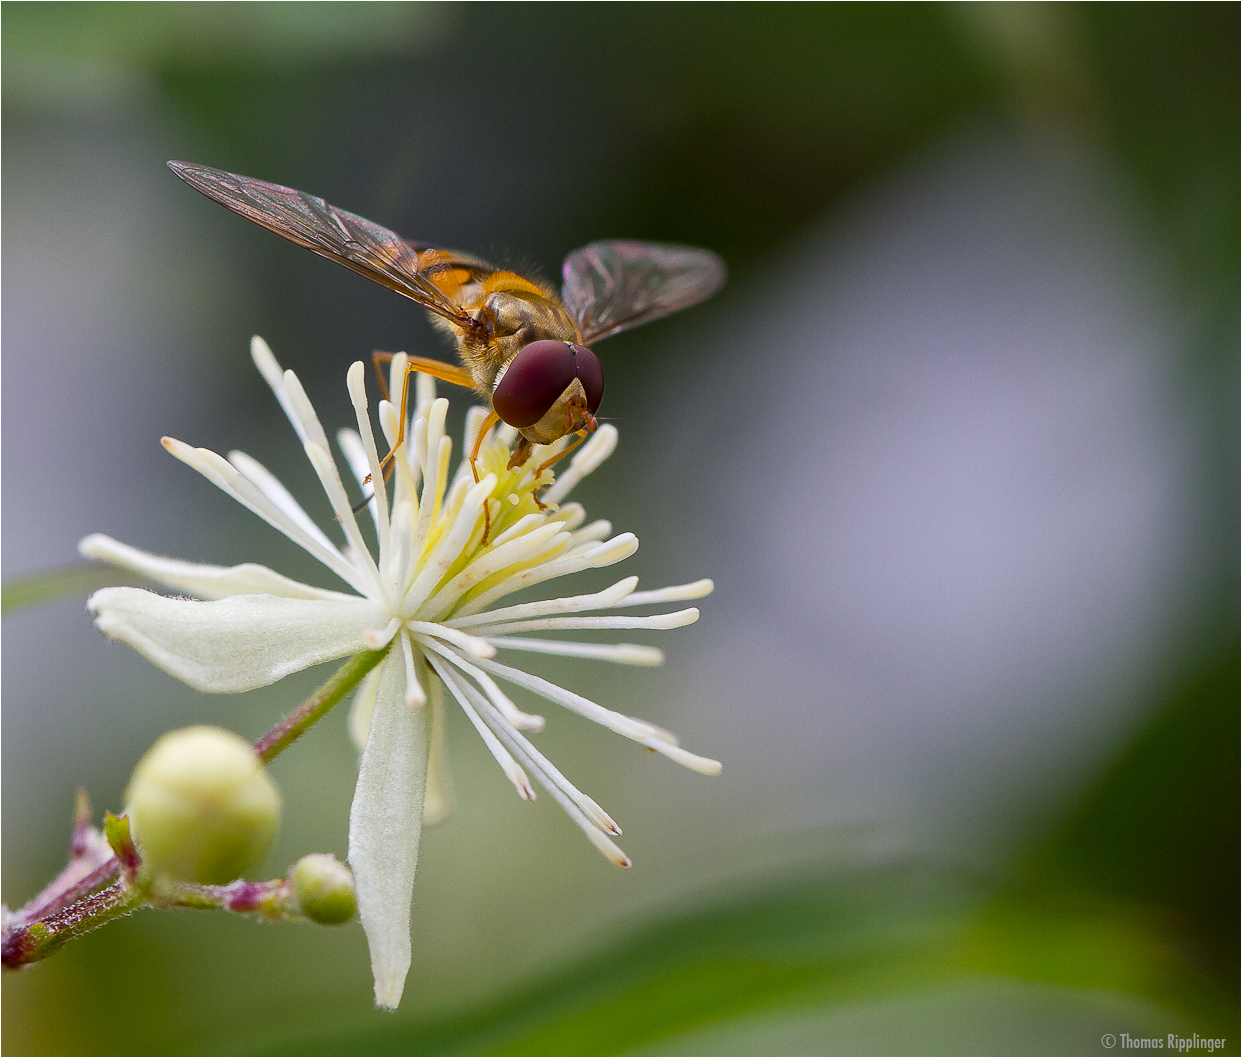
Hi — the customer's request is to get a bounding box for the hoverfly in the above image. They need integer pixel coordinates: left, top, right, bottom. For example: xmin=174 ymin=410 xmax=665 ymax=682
xmin=167 ymin=161 xmax=726 ymax=490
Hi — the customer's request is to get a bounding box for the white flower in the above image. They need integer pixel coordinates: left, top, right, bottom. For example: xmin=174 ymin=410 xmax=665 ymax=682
xmin=82 ymin=337 xmax=719 ymax=1009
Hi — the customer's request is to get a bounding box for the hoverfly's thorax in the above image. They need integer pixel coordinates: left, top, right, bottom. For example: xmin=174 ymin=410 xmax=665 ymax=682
xmin=483 ymin=289 xmax=578 ymax=342
xmin=468 ymin=289 xmax=580 ymax=391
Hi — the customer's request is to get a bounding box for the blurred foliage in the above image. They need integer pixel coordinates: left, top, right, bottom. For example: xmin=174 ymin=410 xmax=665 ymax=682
xmin=0 ymin=564 xmax=142 ymax=615
xmin=3 ymin=2 xmax=1237 ymax=1054
xmin=275 ymin=864 xmax=1233 ymax=1054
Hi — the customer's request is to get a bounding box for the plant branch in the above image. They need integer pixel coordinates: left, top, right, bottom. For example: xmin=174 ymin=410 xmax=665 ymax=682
xmin=253 ymin=648 xmax=388 ymax=763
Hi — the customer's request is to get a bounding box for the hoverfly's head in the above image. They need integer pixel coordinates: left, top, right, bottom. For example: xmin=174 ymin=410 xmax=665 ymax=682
xmin=492 ymin=339 xmax=604 ymax=444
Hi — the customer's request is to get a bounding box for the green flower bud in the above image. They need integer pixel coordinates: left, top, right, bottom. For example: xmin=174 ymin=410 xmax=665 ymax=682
xmin=125 ymin=726 xmax=280 ymax=884
xmin=290 ymin=853 xmax=357 ymax=925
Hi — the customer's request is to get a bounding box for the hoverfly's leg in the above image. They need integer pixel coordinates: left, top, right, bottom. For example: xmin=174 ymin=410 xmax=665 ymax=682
xmin=469 ymin=410 xmax=501 ymax=484
xmin=365 ymin=355 xmax=478 ymax=483
xmin=371 ymin=351 xmax=394 ymax=402
xmin=528 ymin=429 xmax=590 ymax=510
xmin=468 ymin=409 xmax=502 ymax=546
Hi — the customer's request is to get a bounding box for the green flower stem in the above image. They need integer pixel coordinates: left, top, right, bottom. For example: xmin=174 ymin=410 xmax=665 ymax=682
xmin=253 ymin=648 xmax=388 ymax=764
xmin=151 ymin=877 xmax=300 ymax=919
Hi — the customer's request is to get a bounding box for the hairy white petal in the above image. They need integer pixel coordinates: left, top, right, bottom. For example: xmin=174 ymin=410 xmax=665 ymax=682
xmin=78 ymin=534 xmax=354 ymax=602
xmin=88 ymin=588 xmax=388 ymax=692
xmin=349 ymin=651 xmax=429 ymax=1010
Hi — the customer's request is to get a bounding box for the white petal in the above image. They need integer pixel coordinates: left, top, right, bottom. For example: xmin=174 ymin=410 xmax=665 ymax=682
xmin=88 ymin=587 xmax=389 ymax=692
xmin=348 ymin=651 xmax=429 ymax=1010
xmin=78 ymin=534 xmax=355 ymax=602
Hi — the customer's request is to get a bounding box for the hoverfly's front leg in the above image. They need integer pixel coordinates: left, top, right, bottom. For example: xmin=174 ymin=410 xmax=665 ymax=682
xmin=364 ymin=352 xmax=476 ymax=484
xmin=469 ymin=409 xmax=502 ymax=546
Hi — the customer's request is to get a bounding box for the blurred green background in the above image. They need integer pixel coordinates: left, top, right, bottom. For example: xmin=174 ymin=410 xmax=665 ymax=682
xmin=2 ymin=3 xmax=1237 ymax=1054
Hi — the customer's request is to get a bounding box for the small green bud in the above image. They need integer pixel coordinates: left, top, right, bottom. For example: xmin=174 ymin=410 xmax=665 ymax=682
xmin=290 ymin=853 xmax=356 ymax=925
xmin=125 ymin=726 xmax=280 ymax=884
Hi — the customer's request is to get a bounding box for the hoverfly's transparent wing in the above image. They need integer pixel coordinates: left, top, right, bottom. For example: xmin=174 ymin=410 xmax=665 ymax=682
xmin=168 ymin=161 xmax=492 ymax=330
xmin=561 ymin=240 xmax=726 ymax=345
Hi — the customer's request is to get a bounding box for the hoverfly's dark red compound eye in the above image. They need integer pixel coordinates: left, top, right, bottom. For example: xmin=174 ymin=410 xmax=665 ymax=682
xmin=492 ymin=340 xmax=604 ymax=428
